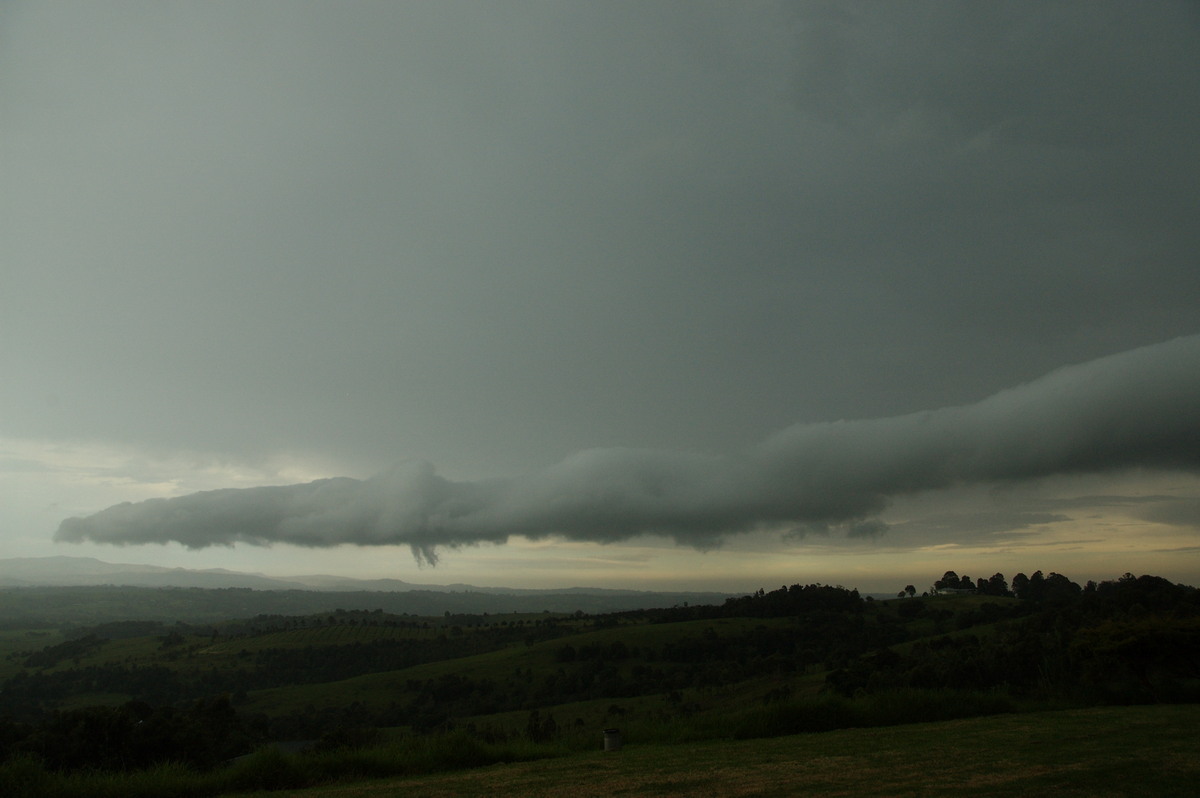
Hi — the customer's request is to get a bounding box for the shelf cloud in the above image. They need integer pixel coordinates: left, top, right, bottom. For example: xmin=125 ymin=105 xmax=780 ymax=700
xmin=57 ymin=335 xmax=1200 ymax=564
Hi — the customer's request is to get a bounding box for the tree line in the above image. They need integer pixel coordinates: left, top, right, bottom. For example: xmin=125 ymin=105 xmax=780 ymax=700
xmin=840 ymin=572 xmax=1200 ymax=702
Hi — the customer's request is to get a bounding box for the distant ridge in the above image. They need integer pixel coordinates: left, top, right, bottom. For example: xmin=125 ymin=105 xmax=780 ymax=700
xmin=0 ymin=556 xmax=311 ymax=590
xmin=0 ymin=556 xmax=731 ymax=602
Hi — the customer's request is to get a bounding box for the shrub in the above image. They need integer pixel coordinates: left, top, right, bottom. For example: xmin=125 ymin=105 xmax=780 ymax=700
xmin=729 ymin=689 xmax=1014 ymax=741
xmin=861 ymin=688 xmax=1015 ymax=726
xmin=0 ymin=755 xmax=57 ymax=798
xmin=732 ymin=697 xmax=862 ymax=739
xmin=224 ymin=746 xmax=310 ymax=792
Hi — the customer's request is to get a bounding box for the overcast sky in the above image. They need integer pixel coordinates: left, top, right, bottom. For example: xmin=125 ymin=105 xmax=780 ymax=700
xmin=3 ymin=1 xmax=1198 ymax=593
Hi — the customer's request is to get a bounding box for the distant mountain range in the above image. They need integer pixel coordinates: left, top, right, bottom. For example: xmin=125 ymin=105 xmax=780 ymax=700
xmin=0 ymin=556 xmax=311 ymax=590
xmin=0 ymin=555 xmax=732 ymax=603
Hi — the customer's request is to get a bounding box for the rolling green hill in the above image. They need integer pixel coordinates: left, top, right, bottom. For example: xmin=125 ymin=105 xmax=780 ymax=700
xmin=1 ymin=574 xmax=1197 ymax=796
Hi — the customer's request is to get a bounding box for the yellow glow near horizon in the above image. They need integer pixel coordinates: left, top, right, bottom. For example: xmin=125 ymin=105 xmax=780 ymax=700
xmin=5 ymin=435 xmax=1197 ymax=593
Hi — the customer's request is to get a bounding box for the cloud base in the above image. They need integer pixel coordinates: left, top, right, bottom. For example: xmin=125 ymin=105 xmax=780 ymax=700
xmin=56 ymin=335 xmax=1200 ymax=563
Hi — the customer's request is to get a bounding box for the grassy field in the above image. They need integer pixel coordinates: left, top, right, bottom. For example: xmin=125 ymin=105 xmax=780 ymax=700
xmin=238 ymin=615 xmax=799 ymax=717
xmin=231 ymin=704 xmax=1200 ymax=798
xmin=0 ymin=628 xmax=64 ymax=677
xmin=0 ymin=595 xmax=1031 ymax=719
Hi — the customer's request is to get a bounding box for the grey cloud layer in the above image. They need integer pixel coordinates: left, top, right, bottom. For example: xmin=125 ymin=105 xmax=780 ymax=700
xmin=5 ymin=2 xmax=1198 ymax=484
xmin=57 ymin=335 xmax=1200 ymax=562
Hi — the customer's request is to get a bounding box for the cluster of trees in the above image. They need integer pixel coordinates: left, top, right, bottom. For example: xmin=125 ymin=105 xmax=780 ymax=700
xmin=839 ymin=573 xmax=1200 ymax=702
xmin=907 ymin=569 xmax=1086 ymax=600
xmin=0 ymin=697 xmax=258 ymax=772
xmin=930 ymin=571 xmax=1010 ymax=596
xmin=618 ymin=582 xmax=864 ymax=625
xmin=1011 ymin=570 xmax=1083 ymax=602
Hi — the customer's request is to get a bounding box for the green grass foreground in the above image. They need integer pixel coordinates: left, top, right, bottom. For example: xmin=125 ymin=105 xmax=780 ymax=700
xmin=247 ymin=704 xmax=1200 ymax=798
xmin=7 ymin=704 xmax=1192 ymax=798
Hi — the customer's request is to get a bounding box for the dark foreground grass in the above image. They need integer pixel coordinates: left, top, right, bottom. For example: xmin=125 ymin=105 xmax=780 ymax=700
xmin=0 ymin=731 xmax=557 ymax=798
xmin=728 ymin=687 xmax=1017 ymax=739
xmin=232 ymin=704 xmax=1200 ymax=798
xmin=4 ymin=704 xmax=1197 ymax=797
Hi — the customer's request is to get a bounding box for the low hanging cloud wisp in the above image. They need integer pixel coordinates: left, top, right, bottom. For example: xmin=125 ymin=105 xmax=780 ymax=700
xmin=57 ymin=335 xmax=1200 ymax=563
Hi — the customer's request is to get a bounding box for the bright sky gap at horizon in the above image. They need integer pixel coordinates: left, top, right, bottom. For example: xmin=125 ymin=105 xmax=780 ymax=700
xmin=2 ymin=1 xmax=1198 ymax=593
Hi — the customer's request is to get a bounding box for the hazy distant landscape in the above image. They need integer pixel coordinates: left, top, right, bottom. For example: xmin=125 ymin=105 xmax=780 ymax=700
xmin=0 ymin=556 xmax=729 ymax=600
xmin=0 ymin=557 xmax=732 ymax=624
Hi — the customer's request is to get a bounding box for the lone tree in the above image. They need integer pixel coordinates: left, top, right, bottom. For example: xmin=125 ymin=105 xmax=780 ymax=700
xmin=905 ymin=584 xmax=917 ymax=598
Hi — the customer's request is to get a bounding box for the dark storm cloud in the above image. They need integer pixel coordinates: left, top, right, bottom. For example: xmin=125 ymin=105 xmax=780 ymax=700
xmin=884 ymin=512 xmax=1073 ymax=545
xmin=790 ymin=0 xmax=1198 ymax=146
xmin=57 ymin=335 xmax=1200 ymax=562
xmin=1138 ymin=500 xmax=1200 ymax=531
xmin=5 ymin=1 xmax=1198 ymax=485
xmin=785 ymin=518 xmax=890 ymax=543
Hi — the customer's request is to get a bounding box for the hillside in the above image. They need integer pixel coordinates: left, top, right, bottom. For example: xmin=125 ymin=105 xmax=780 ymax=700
xmin=263 ymin=705 xmax=1200 ymax=798
xmin=0 ymin=572 xmax=1197 ymax=796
